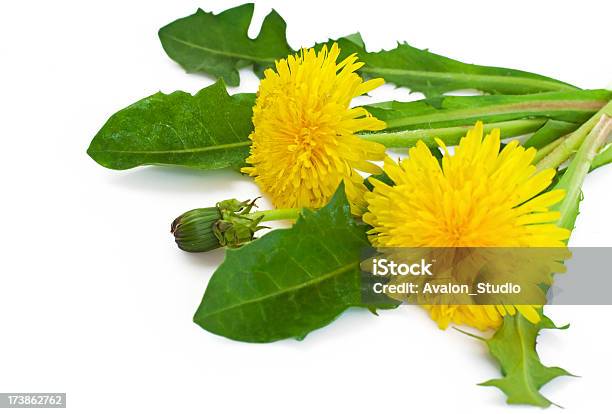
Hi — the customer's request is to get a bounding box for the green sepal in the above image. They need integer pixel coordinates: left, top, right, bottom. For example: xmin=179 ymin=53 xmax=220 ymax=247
xmin=214 ymin=199 xmax=267 ymax=248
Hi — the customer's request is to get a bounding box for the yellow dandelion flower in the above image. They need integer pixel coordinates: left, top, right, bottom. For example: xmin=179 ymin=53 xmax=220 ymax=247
xmin=363 ymin=122 xmax=571 ymax=330
xmin=241 ymin=43 xmax=387 ymax=214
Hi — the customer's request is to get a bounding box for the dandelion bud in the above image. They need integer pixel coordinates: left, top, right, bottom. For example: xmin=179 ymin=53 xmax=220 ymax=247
xmin=171 ymin=199 xmax=266 ymax=252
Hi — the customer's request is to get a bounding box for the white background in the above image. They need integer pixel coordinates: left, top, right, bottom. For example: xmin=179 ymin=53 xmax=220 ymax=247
xmin=1 ymin=0 xmax=611 ymax=412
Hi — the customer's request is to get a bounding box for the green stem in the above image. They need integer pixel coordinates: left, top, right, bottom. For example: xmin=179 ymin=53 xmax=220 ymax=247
xmin=247 ymin=208 xmax=302 ymax=222
xmin=554 ymin=115 xmax=612 ymax=230
xmin=357 ymin=118 xmax=547 ymax=148
xmin=378 ymin=97 xmax=601 ymax=131
xmin=532 ymin=134 xmax=569 ymax=164
xmin=536 ymin=100 xmax=612 ymax=171
xmin=590 ymin=143 xmax=612 ymax=171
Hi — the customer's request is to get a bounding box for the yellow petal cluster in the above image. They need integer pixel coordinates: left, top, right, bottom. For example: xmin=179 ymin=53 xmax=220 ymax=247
xmin=364 ymin=122 xmax=570 ymax=330
xmin=242 ymin=43 xmax=386 ymax=214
